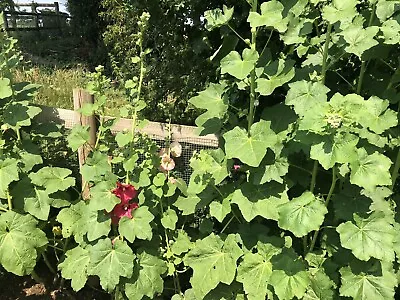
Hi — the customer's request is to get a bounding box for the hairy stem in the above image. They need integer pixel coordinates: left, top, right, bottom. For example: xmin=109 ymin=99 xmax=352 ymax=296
xmin=309 ymin=167 xmax=337 ymax=252
xmin=247 ymin=0 xmax=258 ymax=133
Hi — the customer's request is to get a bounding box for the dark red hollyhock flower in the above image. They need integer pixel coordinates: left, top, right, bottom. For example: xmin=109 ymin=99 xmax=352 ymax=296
xmin=112 ymin=182 xmax=138 ymax=203
xmin=110 ymin=182 xmax=139 ymax=225
xmin=110 ymin=201 xmax=139 ymax=225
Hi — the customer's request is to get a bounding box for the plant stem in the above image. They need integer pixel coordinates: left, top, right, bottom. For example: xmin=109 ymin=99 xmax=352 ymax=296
xmin=356 ymin=3 xmax=376 ymax=94
xmin=391 ymin=149 xmax=400 ymax=190
xmin=310 ymin=161 xmax=319 ymax=193
xmin=309 ymin=167 xmax=337 ymax=252
xmin=6 ymin=190 xmax=12 ymax=210
xmin=321 ymin=23 xmax=332 ymax=84
xmin=309 ymin=22 xmax=332 ymax=194
xmin=31 ymin=270 xmax=43 ymax=283
xmin=247 ymin=0 xmax=258 ymax=133
xmin=227 ymin=24 xmax=249 ymax=46
xmin=42 ymin=253 xmax=56 ymax=275
xmin=221 ymin=215 xmax=235 ymax=234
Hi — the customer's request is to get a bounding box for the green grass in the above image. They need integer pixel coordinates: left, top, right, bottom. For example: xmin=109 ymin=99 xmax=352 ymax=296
xmin=13 ymin=65 xmax=128 ymax=116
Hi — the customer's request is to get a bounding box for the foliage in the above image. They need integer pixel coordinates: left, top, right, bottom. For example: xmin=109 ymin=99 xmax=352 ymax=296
xmin=1 ymin=0 xmax=400 ymax=299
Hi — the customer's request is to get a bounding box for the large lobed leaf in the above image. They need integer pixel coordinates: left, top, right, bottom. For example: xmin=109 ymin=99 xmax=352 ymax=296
xmin=0 ymin=211 xmax=47 ymax=275
xmin=183 ymin=233 xmax=242 ymax=298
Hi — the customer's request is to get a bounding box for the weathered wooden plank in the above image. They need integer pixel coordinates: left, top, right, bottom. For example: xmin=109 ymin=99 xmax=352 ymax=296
xmin=36 ymin=105 xmax=219 ymax=147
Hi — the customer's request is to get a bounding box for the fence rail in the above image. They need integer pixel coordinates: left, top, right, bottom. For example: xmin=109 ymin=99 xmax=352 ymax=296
xmin=2 ymin=1 xmax=69 ymax=32
xmin=36 ymin=90 xmax=219 ymax=148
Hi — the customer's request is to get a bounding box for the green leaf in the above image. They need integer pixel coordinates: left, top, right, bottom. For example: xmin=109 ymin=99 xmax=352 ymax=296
xmin=310 ymin=132 xmax=359 ymax=170
xmin=337 ymin=212 xmax=395 ymax=261
xmin=304 ymin=252 xmax=336 ymax=300
xmin=278 ymin=191 xmax=328 ymax=237
xmin=88 ymin=239 xmax=135 ymax=292
xmin=115 ymin=131 xmax=133 ymax=148
xmin=256 ymin=59 xmax=295 ymax=96
xmin=285 ymin=80 xmax=330 ymax=116
xmin=58 ymin=246 xmax=90 ymax=291
xmin=232 ymin=182 xmax=288 ymax=222
xmin=29 ymin=167 xmax=75 ymax=194
xmin=161 ymin=208 xmax=178 ymax=230
xmin=341 ymin=24 xmax=379 ymax=57
xmin=124 ymin=250 xmax=167 ymax=300
xmin=376 ymin=0 xmax=400 ymax=22
xmin=0 ymin=78 xmax=12 ymax=99
xmin=89 ymin=181 xmax=120 ymax=212
xmin=118 ymin=206 xmax=154 ymax=243
xmin=381 ymin=19 xmax=400 ymax=44
xmin=339 ymin=264 xmax=397 ymax=300
xmin=67 ymin=125 xmax=90 ymax=151
xmin=224 ymin=120 xmax=278 ymax=167
xmin=269 ymin=248 xmax=310 ymax=300
xmin=0 ymin=211 xmax=47 ymax=275
xmin=183 ymin=234 xmax=242 ymax=298
xmin=349 ymin=149 xmax=392 ymax=191
xmin=3 ymin=102 xmax=41 ymax=128
xmin=171 ymin=230 xmax=193 ymax=256
xmin=57 ymin=201 xmax=86 ymax=241
xmin=82 ymin=205 xmax=111 ymax=242
xmin=174 ymin=194 xmax=202 ymax=215
xmin=237 ymin=238 xmax=283 ymax=300
xmin=220 ymin=49 xmax=259 ymax=80
xmin=204 ymin=5 xmax=234 ymax=31
xmin=189 ymin=84 xmax=228 ymax=134
xmin=12 ymin=177 xmax=52 ymax=220
xmin=358 ymin=96 xmax=398 ymax=134
xmin=0 ymin=158 xmax=19 ymax=199
xmin=209 ymin=197 xmax=231 ymax=223
xmin=249 ymin=152 xmax=289 ymax=185
xmin=322 ymin=0 xmax=357 ymax=25
xmin=81 ymin=152 xmax=111 ymax=182
xmin=247 ymin=0 xmax=288 ymax=32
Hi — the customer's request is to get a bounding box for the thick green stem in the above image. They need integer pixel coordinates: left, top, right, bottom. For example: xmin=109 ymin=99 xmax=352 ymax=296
xmin=310 ymin=161 xmax=319 ymax=193
xmin=391 ymin=149 xmax=400 ymax=190
xmin=309 ymin=167 xmax=337 ymax=252
xmin=356 ymin=3 xmax=376 ymax=94
xmin=42 ymin=252 xmax=56 ymax=275
xmin=356 ymin=61 xmax=367 ymax=94
xmin=247 ymin=0 xmax=258 ymax=133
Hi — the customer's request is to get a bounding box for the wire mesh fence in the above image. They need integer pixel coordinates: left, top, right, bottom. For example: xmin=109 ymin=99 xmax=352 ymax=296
xmin=37 ymin=104 xmax=219 ymax=183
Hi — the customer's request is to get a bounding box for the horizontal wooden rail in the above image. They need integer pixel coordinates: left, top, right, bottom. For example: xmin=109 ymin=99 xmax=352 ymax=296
xmin=36 ymin=105 xmax=219 ymax=147
xmin=4 ymin=11 xmax=69 ymax=17
xmin=16 ymin=3 xmax=58 ymax=7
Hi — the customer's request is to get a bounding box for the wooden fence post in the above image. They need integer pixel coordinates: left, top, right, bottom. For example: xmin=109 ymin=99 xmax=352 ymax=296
xmin=73 ymin=89 xmax=97 ymax=199
xmin=31 ymin=3 xmax=39 ymax=30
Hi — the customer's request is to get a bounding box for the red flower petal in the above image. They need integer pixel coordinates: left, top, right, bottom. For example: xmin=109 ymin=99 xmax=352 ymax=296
xmin=110 ymin=202 xmax=139 ymax=225
xmin=112 ymin=182 xmax=138 ymax=203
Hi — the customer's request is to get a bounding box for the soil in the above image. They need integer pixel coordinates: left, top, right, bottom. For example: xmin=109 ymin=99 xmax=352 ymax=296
xmin=0 ymin=264 xmax=109 ymax=300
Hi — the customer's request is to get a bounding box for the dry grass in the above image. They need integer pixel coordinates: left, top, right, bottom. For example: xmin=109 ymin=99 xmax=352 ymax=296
xmin=13 ymin=66 xmax=128 ymax=116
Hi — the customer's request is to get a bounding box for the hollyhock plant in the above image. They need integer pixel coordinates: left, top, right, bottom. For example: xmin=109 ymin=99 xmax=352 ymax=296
xmin=110 ymin=182 xmax=139 ymax=224
xmin=170 ymin=141 xmax=182 ymax=157
xmin=160 ymin=154 xmax=175 ymax=172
